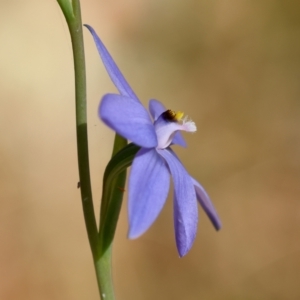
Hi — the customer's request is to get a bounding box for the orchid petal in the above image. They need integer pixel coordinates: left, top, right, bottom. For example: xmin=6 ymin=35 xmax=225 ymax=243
xmin=149 ymin=99 xmax=166 ymax=120
xmin=191 ymin=177 xmax=222 ymax=231
xmin=154 ymin=114 xmax=195 ymax=149
xmin=100 ymin=94 xmax=157 ymax=148
xmin=128 ymin=148 xmax=170 ymax=238
xmin=149 ymin=99 xmax=186 ymax=147
xmin=84 ymin=25 xmax=139 ymax=102
xmin=157 ymin=149 xmax=198 ymax=257
xmin=172 ymin=132 xmax=187 ymax=147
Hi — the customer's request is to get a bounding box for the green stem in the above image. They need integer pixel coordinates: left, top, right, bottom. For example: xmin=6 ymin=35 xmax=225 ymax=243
xmin=57 ymin=1 xmax=129 ymax=299
xmin=59 ymin=0 xmax=99 ymax=257
xmin=95 ymin=246 xmax=115 ymax=300
xmin=56 ymin=0 xmax=103 ymax=298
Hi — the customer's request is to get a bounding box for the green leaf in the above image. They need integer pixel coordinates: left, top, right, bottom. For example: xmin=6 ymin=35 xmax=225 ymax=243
xmin=57 ymin=0 xmax=75 ymax=20
xmin=99 ymin=143 xmax=140 ymax=254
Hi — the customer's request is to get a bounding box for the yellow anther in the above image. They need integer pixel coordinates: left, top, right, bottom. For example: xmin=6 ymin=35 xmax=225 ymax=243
xmin=174 ymin=111 xmax=184 ymax=121
xmin=162 ymin=109 xmax=185 ymax=122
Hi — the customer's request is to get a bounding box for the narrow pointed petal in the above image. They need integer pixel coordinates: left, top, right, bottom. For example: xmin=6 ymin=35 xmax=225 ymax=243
xmin=191 ymin=177 xmax=222 ymax=231
xmin=84 ymin=25 xmax=139 ymax=102
xmin=128 ymin=148 xmax=170 ymax=238
xmin=157 ymin=149 xmax=198 ymax=257
xmin=100 ymin=94 xmax=157 ymax=148
xmin=149 ymin=99 xmax=186 ymax=147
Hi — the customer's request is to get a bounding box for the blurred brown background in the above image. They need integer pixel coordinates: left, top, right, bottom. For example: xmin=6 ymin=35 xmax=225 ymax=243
xmin=1 ymin=0 xmax=300 ymax=299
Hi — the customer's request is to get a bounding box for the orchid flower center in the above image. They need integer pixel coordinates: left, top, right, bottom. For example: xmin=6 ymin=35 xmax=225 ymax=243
xmin=154 ymin=109 xmax=197 ymax=149
xmin=161 ymin=110 xmax=184 ymax=122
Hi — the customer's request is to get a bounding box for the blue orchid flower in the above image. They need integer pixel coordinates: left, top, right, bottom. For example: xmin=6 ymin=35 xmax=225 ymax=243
xmin=85 ymin=25 xmax=221 ymax=257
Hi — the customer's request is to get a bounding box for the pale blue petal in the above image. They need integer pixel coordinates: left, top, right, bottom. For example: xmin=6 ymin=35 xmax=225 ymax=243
xmin=84 ymin=25 xmax=139 ymax=102
xmin=154 ymin=115 xmax=182 ymax=149
xmin=157 ymin=149 xmax=198 ymax=257
xmin=149 ymin=99 xmax=186 ymax=147
xmin=128 ymin=148 xmax=170 ymax=238
xmin=167 ymin=149 xmax=221 ymax=230
xmin=100 ymin=94 xmax=157 ymax=148
xmin=191 ymin=177 xmax=222 ymax=231
xmin=149 ymin=99 xmax=166 ymax=120
xmin=172 ymin=132 xmax=187 ymax=147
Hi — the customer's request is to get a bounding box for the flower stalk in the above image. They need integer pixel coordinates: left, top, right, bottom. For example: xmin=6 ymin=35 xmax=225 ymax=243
xmin=57 ymin=0 xmax=98 ymax=258
xmin=56 ymin=1 xmax=127 ymax=299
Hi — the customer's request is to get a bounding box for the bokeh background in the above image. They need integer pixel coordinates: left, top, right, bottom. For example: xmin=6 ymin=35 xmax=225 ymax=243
xmin=1 ymin=0 xmax=300 ymax=299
